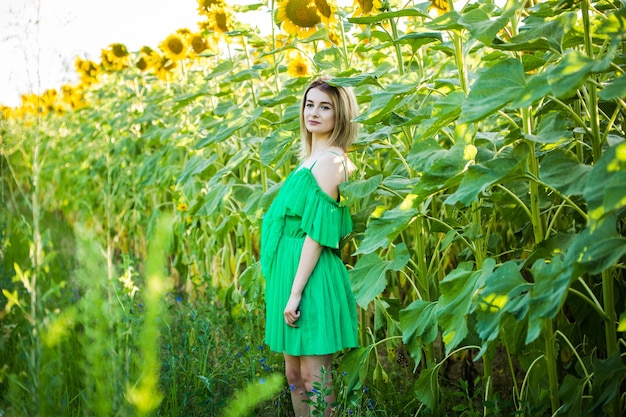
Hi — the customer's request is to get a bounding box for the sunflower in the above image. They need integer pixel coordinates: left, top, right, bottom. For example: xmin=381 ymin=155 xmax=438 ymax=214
xmin=75 ymin=57 xmax=98 ymax=85
xmin=0 ymin=105 xmax=15 ymax=120
xmin=100 ymin=44 xmax=128 ymax=71
xmin=353 ymin=0 xmax=382 ymax=16
xmin=276 ymin=0 xmax=321 ymax=37
xmin=190 ymin=32 xmax=212 ymax=56
xmin=159 ymin=33 xmax=188 ymax=61
xmin=197 ymin=0 xmax=225 ymax=15
xmin=153 ymin=56 xmax=177 ymax=82
xmin=200 ymin=4 xmax=231 ymax=34
xmin=136 ymin=46 xmax=160 ymax=71
xmin=428 ymin=0 xmax=450 ymax=16
xmin=314 ymin=0 xmax=337 ymax=26
xmin=61 ymin=85 xmax=86 ymax=110
xmin=111 ymin=43 xmax=129 ymax=58
xmin=287 ymin=53 xmax=310 ymax=77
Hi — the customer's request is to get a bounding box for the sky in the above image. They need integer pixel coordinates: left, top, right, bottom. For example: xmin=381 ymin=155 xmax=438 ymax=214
xmin=0 ymin=0 xmax=272 ymax=107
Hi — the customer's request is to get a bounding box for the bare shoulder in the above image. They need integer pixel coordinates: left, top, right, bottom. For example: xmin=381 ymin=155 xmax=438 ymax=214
xmin=310 ymin=152 xmax=354 ymax=199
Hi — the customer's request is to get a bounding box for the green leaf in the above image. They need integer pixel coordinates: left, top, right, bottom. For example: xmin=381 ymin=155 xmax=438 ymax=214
xmin=458 ymin=5 xmax=516 ymax=46
xmin=556 ymin=375 xmax=585 ymax=417
xmin=437 ymin=260 xmax=494 ymax=353
xmin=348 ymin=7 xmax=429 ymax=25
xmin=445 ymin=151 xmax=527 ymax=206
xmin=597 ymin=7 xmax=626 ymax=37
xmin=475 ymin=261 xmax=532 ymax=357
xmin=328 ymin=74 xmax=383 ymax=88
xmin=260 ymin=129 xmax=295 ymax=166
xmin=340 ymin=175 xmax=382 ymax=202
xmin=414 ymin=365 xmax=441 ymax=411
xmin=400 ymin=300 xmax=438 ymax=367
xmin=208 ymin=149 xmax=249 ymax=187
xmin=350 ymin=244 xmax=410 ymax=308
xmin=599 ymin=75 xmax=626 ymax=100
xmin=525 ymin=112 xmax=573 ymax=144
xmin=460 ymin=59 xmax=526 ymax=123
xmin=355 ymin=203 xmax=417 ymax=255
xmin=313 ymin=47 xmax=343 ymax=71
xmin=539 ymin=149 xmax=591 ymax=196
xmin=586 ymin=353 xmax=626 ymax=416
xmin=413 ymin=91 xmax=464 ymax=140
xmin=177 ymin=153 xmax=217 ymax=186
xmin=526 ymin=256 xmax=571 ymax=344
xmin=584 ymin=142 xmax=626 ymax=223
xmin=492 ymin=12 xmax=576 ymax=53
xmin=546 ymin=51 xmax=609 ymax=99
xmin=568 ymin=226 xmax=626 ymax=276
xmin=510 ymin=71 xmax=552 ymax=108
xmin=394 ymin=32 xmax=442 ymax=52
xmin=338 ymin=347 xmax=372 ymax=392
xmin=424 ymin=11 xmax=463 ymax=31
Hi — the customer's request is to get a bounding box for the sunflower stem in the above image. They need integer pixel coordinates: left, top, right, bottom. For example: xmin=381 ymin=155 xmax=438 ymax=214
xmin=389 ymin=17 xmax=405 ymax=75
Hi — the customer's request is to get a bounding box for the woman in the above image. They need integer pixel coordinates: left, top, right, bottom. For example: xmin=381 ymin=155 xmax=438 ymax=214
xmin=260 ymin=78 xmax=360 ymax=417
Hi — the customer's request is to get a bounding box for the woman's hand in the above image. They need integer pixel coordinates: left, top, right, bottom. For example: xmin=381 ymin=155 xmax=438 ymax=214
xmin=284 ymin=294 xmax=301 ymax=327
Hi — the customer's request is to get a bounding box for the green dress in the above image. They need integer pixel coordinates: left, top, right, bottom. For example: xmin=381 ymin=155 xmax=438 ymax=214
xmin=261 ymin=163 xmax=359 ymax=356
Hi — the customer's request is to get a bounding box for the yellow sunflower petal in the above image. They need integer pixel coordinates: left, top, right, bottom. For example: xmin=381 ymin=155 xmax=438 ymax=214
xmin=159 ymin=33 xmax=188 ymax=61
xmin=277 ymin=0 xmax=321 ymax=37
xmin=287 ymin=54 xmax=311 ymax=78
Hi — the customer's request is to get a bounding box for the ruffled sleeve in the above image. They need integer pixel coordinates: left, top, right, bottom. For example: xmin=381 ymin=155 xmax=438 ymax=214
xmin=277 ymin=169 xmax=351 ymax=248
xmin=299 ymin=186 xmax=352 ymax=248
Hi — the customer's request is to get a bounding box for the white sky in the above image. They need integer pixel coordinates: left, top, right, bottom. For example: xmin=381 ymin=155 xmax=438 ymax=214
xmin=0 ymin=0 xmax=273 ymax=107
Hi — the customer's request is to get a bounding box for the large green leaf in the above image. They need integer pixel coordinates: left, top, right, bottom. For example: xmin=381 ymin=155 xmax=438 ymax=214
xmin=475 ymin=261 xmax=532 ymax=357
xmin=545 ymin=49 xmax=615 ymax=99
xmin=526 ymin=256 xmax=571 ymax=344
xmin=459 ymin=59 xmax=526 ymax=123
xmin=525 ymin=112 xmax=573 ymax=144
xmin=599 ymin=75 xmax=626 ymax=100
xmin=597 ymin=7 xmax=626 ymax=37
xmin=354 ymin=202 xmax=417 ymax=255
xmin=339 ymin=174 xmax=382 ymax=202
xmin=414 ymin=366 xmax=441 ymax=411
xmin=413 ymin=91 xmax=464 ymax=140
xmin=353 ymin=79 xmax=419 ymax=125
xmin=313 ymin=47 xmax=343 ymax=71
xmin=424 ymin=10 xmax=463 ymax=31
xmin=348 ymin=7 xmax=428 ymax=25
xmin=436 ymin=260 xmax=494 ymax=353
xmin=585 ymin=353 xmax=626 ymax=416
xmin=584 ymin=143 xmax=626 ymax=222
xmin=492 ymin=12 xmax=577 ymax=53
xmin=564 ymin=216 xmax=626 ymax=276
xmin=328 ymin=74 xmax=383 ymax=88
xmin=350 ymin=243 xmax=410 ymax=307
xmin=557 ymin=375 xmax=585 ymax=417
xmin=399 ymin=300 xmax=438 ymax=367
xmin=445 ymin=146 xmax=528 ymax=206
xmin=178 ymin=153 xmax=218 ymax=187
xmin=260 ymin=129 xmax=295 ymax=166
xmin=394 ymin=32 xmax=442 ymax=52
xmin=539 ymin=149 xmax=591 ymax=196
xmin=458 ymin=4 xmax=516 ymax=46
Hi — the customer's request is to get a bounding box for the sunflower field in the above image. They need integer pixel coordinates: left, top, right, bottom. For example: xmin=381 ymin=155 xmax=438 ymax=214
xmin=1 ymin=0 xmax=626 ymax=415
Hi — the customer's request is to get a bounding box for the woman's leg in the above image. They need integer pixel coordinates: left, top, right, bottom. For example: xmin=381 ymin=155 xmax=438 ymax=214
xmin=284 ymin=353 xmax=309 ymax=417
xmin=301 ymin=354 xmax=335 ymax=417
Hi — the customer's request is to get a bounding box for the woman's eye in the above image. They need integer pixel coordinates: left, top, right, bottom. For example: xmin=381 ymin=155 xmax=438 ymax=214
xmin=321 ymin=106 xmax=330 ymax=110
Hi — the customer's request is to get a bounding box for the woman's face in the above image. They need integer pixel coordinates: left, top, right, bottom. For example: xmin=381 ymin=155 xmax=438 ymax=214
xmin=303 ymin=87 xmax=335 ymax=141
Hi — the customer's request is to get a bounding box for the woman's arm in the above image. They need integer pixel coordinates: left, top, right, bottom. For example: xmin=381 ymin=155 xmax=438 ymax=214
xmin=284 ymin=236 xmax=323 ymax=327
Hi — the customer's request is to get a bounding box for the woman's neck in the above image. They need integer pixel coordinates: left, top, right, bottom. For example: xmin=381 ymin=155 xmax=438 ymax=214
xmin=310 ymin=137 xmax=337 ymax=157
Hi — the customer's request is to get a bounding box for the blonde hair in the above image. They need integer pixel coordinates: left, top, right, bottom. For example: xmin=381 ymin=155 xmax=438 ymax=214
xmin=299 ymin=78 xmax=359 ymax=158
